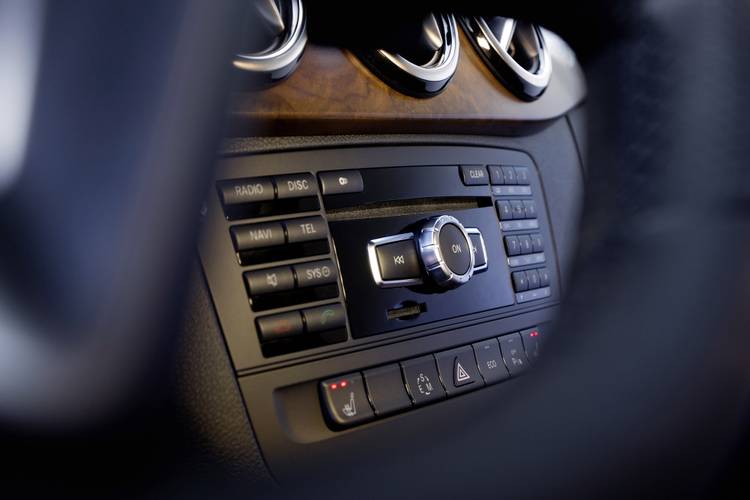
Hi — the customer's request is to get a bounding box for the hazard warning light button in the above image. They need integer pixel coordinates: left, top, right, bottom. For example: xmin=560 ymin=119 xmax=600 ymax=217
xmin=435 ymin=346 xmax=485 ymax=396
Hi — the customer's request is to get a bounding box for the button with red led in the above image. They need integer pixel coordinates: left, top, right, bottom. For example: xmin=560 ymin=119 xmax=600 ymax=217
xmin=320 ymin=373 xmax=374 ymax=427
xmin=520 ymin=327 xmax=543 ymax=363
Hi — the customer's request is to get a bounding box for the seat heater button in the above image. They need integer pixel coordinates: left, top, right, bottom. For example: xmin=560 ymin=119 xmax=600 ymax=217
xmin=320 ymin=373 xmax=375 ymax=427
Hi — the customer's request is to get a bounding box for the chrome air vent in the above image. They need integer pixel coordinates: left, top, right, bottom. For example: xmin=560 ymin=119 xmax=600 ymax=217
xmin=461 ymin=17 xmax=551 ymax=101
xmin=234 ymin=0 xmax=307 ymax=85
xmin=358 ymin=13 xmax=459 ymax=98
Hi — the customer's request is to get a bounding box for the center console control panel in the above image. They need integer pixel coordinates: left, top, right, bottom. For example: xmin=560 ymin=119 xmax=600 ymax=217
xmin=200 ymin=146 xmax=559 ymax=372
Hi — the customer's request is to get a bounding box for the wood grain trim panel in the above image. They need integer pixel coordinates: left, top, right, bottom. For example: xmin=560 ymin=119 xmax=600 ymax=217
xmin=227 ymin=29 xmax=586 ymax=136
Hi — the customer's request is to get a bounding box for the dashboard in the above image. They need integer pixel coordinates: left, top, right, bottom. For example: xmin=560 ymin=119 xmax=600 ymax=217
xmin=193 ymin=1 xmax=587 ymax=480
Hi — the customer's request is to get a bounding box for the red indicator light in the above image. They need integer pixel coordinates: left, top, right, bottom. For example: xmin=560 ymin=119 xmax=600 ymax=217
xmin=331 ymin=383 xmax=338 ymax=390
xmin=340 ymin=380 xmax=348 ymax=388
xmin=530 ymin=331 xmax=539 ymax=337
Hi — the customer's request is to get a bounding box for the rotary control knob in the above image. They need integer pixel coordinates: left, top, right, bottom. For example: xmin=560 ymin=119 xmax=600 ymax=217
xmin=418 ymin=215 xmax=475 ymax=288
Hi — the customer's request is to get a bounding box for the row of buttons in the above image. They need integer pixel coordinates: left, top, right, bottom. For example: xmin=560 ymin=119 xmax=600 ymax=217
xmin=512 ymin=267 xmax=550 ymax=292
xmin=231 ymin=216 xmax=328 ymax=252
xmin=320 ymin=326 xmax=545 ymax=427
xmin=219 ymin=171 xmax=364 ymax=216
xmin=460 ymin=165 xmax=531 ymax=186
xmin=256 ymin=303 xmax=346 ymax=342
xmin=245 ymin=259 xmax=338 ymax=296
xmin=496 ymin=199 xmax=536 ymax=221
xmin=504 ymin=233 xmax=544 ymax=256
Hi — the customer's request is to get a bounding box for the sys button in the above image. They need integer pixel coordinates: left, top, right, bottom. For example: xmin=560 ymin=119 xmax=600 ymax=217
xmin=374 ymin=238 xmax=421 ymax=283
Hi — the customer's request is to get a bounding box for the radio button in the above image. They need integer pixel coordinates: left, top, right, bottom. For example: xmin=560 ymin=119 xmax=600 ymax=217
xmin=218 ymin=177 xmax=275 ymax=206
xmin=375 ymin=239 xmax=422 ymax=282
xmin=293 ymin=260 xmax=338 ymax=288
xmin=275 ymin=173 xmax=318 ymax=199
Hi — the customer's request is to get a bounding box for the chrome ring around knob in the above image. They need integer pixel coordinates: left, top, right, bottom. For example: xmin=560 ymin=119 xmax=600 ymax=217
xmin=418 ymin=215 xmax=475 ymax=288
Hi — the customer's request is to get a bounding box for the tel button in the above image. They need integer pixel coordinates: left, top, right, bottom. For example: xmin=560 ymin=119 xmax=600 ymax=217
xmin=284 ymin=216 xmax=328 ymax=243
xmin=320 ymin=373 xmax=375 ymax=427
xmin=375 ymin=239 xmax=422 ymax=282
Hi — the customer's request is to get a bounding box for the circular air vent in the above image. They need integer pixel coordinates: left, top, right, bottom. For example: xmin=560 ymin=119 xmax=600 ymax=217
xmin=234 ymin=0 xmax=307 ymax=85
xmin=358 ymin=13 xmax=460 ymax=98
xmin=461 ymin=16 xmax=551 ymax=101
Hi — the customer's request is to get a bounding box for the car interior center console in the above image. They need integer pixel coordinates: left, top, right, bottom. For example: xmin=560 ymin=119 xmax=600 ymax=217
xmin=199 ymin=142 xmax=573 ymax=481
